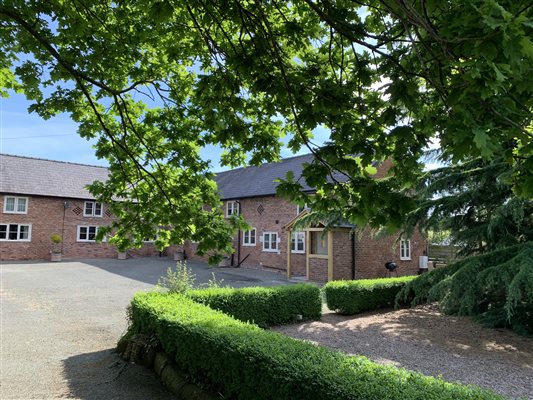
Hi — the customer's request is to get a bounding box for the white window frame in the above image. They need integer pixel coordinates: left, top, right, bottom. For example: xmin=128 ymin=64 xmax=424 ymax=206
xmin=291 ymin=231 xmax=305 ymax=253
xmin=77 ymin=225 xmax=100 ymax=242
xmin=226 ymin=201 xmax=239 ymax=217
xmin=400 ymin=239 xmax=411 ymax=260
xmin=84 ymin=201 xmax=103 ymax=217
xmin=262 ymin=232 xmax=279 ymax=252
xmin=3 ymin=196 xmax=28 ymax=214
xmin=243 ymin=228 xmax=256 ymax=246
xmin=143 ymin=234 xmax=158 ymax=243
xmin=296 ymin=204 xmax=309 ymax=215
xmin=0 ymin=223 xmax=32 ymax=242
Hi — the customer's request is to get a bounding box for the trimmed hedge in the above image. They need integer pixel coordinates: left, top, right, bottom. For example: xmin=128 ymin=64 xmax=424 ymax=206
xmin=324 ymin=276 xmax=417 ymax=315
xmin=186 ymin=283 xmax=321 ymax=327
xmin=129 ymin=292 xmax=503 ymax=400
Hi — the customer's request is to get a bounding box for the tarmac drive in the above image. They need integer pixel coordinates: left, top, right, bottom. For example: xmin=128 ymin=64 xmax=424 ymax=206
xmin=0 ymin=257 xmax=290 ymax=399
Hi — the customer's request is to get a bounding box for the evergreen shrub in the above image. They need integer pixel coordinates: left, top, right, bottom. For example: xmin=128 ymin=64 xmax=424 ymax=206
xmin=187 ymin=283 xmax=321 ymax=327
xmin=128 ymin=292 xmax=503 ymax=400
xmin=324 ymin=276 xmax=417 ymax=315
xmin=397 ymin=242 xmax=533 ymax=335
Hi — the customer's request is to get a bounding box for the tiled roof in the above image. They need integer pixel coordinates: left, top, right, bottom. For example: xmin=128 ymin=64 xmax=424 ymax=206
xmin=0 ymin=154 xmax=109 ymax=200
xmin=0 ymin=153 xmax=345 ymax=201
xmin=215 ymin=153 xmax=348 ymax=200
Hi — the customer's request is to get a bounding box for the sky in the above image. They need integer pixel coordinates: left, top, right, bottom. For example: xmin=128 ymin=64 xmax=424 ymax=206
xmin=0 ymin=92 xmax=330 ymax=172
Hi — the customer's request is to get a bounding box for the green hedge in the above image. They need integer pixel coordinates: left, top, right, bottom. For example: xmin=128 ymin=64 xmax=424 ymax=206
xmin=187 ymin=283 xmax=321 ymax=327
xmin=324 ymin=276 xmax=417 ymax=315
xmin=129 ymin=292 xmax=503 ymax=400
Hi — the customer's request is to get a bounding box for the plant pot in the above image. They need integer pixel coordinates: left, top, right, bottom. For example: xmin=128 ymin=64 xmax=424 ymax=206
xmin=174 ymin=250 xmax=184 ymax=261
xmin=51 ymin=252 xmax=62 ymax=262
xmin=118 ymin=251 xmax=127 ymax=260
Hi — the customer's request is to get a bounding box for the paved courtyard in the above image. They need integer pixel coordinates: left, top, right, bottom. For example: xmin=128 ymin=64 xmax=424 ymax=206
xmin=1 ymin=257 xmax=290 ymax=399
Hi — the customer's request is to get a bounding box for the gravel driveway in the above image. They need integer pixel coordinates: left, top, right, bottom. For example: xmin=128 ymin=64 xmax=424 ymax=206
xmin=273 ymin=304 xmax=533 ymax=399
xmin=1 ymin=257 xmax=290 ymax=399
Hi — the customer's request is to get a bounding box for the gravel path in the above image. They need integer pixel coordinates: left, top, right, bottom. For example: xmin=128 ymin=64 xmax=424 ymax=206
xmin=273 ymin=305 xmax=533 ymax=400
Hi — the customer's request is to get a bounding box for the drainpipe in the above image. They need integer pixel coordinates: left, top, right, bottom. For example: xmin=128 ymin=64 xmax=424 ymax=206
xmin=351 ymin=229 xmax=356 ymax=280
xmin=61 ymin=201 xmax=69 ymax=254
xmin=235 ymin=200 xmax=242 ymax=268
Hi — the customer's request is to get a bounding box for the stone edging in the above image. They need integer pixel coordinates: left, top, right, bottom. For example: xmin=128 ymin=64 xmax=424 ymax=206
xmin=120 ymin=334 xmax=220 ymax=400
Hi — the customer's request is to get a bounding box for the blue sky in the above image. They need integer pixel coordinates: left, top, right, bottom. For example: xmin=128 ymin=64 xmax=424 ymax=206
xmin=0 ymin=92 xmax=330 ymax=172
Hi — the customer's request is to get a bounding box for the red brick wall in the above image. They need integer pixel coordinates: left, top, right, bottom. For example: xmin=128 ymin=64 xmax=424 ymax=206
xmin=184 ymin=195 xmax=305 ymax=274
xmin=0 ymin=195 xmax=161 ymax=261
xmin=332 ymin=230 xmax=353 ymax=280
xmin=353 ymin=228 xmax=426 ymax=279
xmin=308 ymin=257 xmax=328 ymax=282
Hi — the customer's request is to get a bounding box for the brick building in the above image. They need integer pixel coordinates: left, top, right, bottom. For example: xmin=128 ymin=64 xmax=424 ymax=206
xmin=0 ymin=154 xmax=159 ymax=261
xmin=184 ymin=154 xmax=427 ymax=281
xmin=1 ymin=153 xmax=426 ymax=281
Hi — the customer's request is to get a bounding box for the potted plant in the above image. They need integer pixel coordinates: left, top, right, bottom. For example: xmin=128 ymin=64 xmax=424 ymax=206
xmin=50 ymin=233 xmax=62 ymax=262
xmin=117 ymin=250 xmax=128 ymax=260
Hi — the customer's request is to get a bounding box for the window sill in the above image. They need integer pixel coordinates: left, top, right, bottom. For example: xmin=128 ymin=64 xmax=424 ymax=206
xmin=3 ymin=211 xmax=27 ymax=215
xmin=400 ymin=257 xmax=411 ymax=261
xmin=242 ymin=243 xmax=256 ymax=247
xmin=291 ymin=250 xmax=305 ymax=254
xmin=262 ymin=249 xmax=279 ymax=253
xmin=0 ymin=239 xmax=31 ymax=242
xmin=309 ymin=254 xmax=328 ymax=259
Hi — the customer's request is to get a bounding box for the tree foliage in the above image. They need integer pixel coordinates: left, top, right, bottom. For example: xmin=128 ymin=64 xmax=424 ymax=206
xmin=408 ymin=157 xmax=533 ymax=256
xmin=0 ymin=1 xmax=532 ymax=253
xmin=398 ymin=242 xmax=533 ymax=335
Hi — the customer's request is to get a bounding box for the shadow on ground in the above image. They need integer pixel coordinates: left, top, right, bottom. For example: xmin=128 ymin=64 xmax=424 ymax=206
xmin=62 ymin=348 xmax=175 ymax=400
xmin=78 ymin=257 xmax=288 ymax=288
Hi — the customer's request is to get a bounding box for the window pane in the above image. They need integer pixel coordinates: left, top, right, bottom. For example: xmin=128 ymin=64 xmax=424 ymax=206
xmin=271 ymin=234 xmax=277 ymax=250
xmin=17 ymin=198 xmax=27 ymax=212
xmin=0 ymin=225 xmax=6 ymax=239
xmin=94 ymin=202 xmax=102 ymax=216
xmin=8 ymin=225 xmax=18 ymax=240
xmin=263 ymin=233 xmax=270 ymax=249
xmin=19 ymin=225 xmax=29 ymax=240
xmin=5 ymin=197 xmax=15 ymax=212
xmin=250 ymin=230 xmax=255 ymax=244
xmin=79 ymin=227 xmax=87 ymax=240
xmin=311 ymin=231 xmax=328 ymax=255
xmin=88 ymin=226 xmax=97 ymax=240
xmin=85 ymin=202 xmax=93 ymax=215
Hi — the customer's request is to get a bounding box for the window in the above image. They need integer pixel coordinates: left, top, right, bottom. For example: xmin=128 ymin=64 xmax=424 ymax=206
xmin=226 ymin=201 xmax=239 ymax=217
xmin=84 ymin=201 xmax=103 ymax=217
xmin=4 ymin=196 xmax=28 ymax=214
xmin=143 ymin=234 xmax=158 ymax=243
xmin=262 ymin=232 xmax=278 ymax=252
xmin=400 ymin=239 xmax=411 ymax=260
xmin=0 ymin=224 xmax=31 ymax=241
xmin=291 ymin=231 xmax=305 ymax=253
xmin=77 ymin=225 xmax=100 ymax=242
xmin=296 ymin=204 xmax=309 ymax=215
xmin=310 ymin=231 xmax=328 ymax=255
xmin=243 ymin=228 xmax=256 ymax=246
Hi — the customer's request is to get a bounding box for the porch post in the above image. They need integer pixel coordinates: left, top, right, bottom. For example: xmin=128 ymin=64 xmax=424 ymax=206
xmin=327 ymin=230 xmax=334 ymax=281
xmin=286 ymin=229 xmax=292 ymax=279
